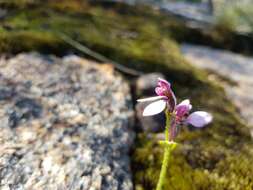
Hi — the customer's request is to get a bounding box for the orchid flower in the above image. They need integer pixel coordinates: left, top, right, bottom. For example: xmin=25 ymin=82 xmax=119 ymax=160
xmin=175 ymin=99 xmax=212 ymax=128
xmin=169 ymin=99 xmax=212 ymax=140
xmin=137 ymin=78 xmax=212 ymax=140
xmin=137 ymin=78 xmax=212 ymax=126
xmin=137 ymin=78 xmax=176 ymax=116
xmin=137 ymin=78 xmax=212 ymax=190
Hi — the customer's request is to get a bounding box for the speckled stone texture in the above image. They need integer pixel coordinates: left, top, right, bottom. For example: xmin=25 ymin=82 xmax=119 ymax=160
xmin=0 ymin=53 xmax=134 ymax=190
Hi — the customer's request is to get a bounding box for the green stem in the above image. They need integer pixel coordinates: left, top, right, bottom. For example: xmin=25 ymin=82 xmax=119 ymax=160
xmin=156 ymin=110 xmax=176 ymax=190
xmin=165 ymin=110 xmax=170 ymax=141
xmin=155 ymin=146 xmax=171 ymax=190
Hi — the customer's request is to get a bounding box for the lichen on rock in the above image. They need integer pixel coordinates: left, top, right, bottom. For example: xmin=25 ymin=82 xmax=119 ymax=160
xmin=0 ymin=53 xmax=134 ymax=190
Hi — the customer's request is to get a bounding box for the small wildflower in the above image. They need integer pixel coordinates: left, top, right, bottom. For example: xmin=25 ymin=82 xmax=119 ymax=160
xmin=137 ymin=78 xmax=176 ymax=116
xmin=137 ymin=78 xmax=212 ymax=140
xmin=175 ymin=99 xmax=212 ymax=127
xmin=169 ymin=99 xmax=212 ymax=140
xmin=137 ymin=78 xmax=212 ymax=190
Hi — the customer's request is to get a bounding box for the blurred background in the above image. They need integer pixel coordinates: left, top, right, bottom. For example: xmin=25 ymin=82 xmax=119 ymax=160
xmin=1 ymin=0 xmax=253 ymax=190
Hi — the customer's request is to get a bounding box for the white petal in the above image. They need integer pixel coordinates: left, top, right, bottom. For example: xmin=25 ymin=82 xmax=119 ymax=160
xmin=137 ymin=96 xmax=166 ymax=102
xmin=187 ymin=111 xmax=212 ymax=127
xmin=143 ymin=100 xmax=167 ymax=116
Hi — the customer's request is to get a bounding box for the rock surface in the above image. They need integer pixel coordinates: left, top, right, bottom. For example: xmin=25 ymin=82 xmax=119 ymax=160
xmin=135 ymin=73 xmax=165 ymax=97
xmin=113 ymin=0 xmax=213 ymax=26
xmin=0 ymin=8 xmax=7 ymax=19
xmin=0 ymin=53 xmax=134 ymax=190
xmin=181 ymin=43 xmax=253 ymax=133
xmin=160 ymin=1 xmax=213 ymax=24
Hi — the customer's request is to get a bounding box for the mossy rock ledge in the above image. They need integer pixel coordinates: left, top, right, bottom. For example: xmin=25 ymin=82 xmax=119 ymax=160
xmin=0 ymin=1 xmax=253 ymax=190
xmin=0 ymin=53 xmax=134 ymax=189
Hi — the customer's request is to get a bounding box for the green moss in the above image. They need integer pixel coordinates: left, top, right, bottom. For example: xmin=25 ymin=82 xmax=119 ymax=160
xmin=1 ymin=1 xmax=253 ymax=189
xmin=132 ymin=80 xmax=253 ymax=189
xmin=0 ymin=30 xmax=67 ymax=54
xmin=133 ymin=128 xmax=253 ymax=190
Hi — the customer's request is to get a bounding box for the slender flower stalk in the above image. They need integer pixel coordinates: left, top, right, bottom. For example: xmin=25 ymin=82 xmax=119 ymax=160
xmin=156 ymin=111 xmax=176 ymax=190
xmin=137 ymin=78 xmax=212 ymax=190
xmin=165 ymin=110 xmax=170 ymax=141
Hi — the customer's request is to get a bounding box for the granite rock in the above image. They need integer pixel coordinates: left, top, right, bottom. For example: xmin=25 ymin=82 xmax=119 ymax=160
xmin=0 ymin=53 xmax=134 ymax=190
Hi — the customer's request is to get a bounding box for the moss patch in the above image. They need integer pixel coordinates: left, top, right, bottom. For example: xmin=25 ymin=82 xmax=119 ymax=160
xmin=1 ymin=1 xmax=253 ymax=189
